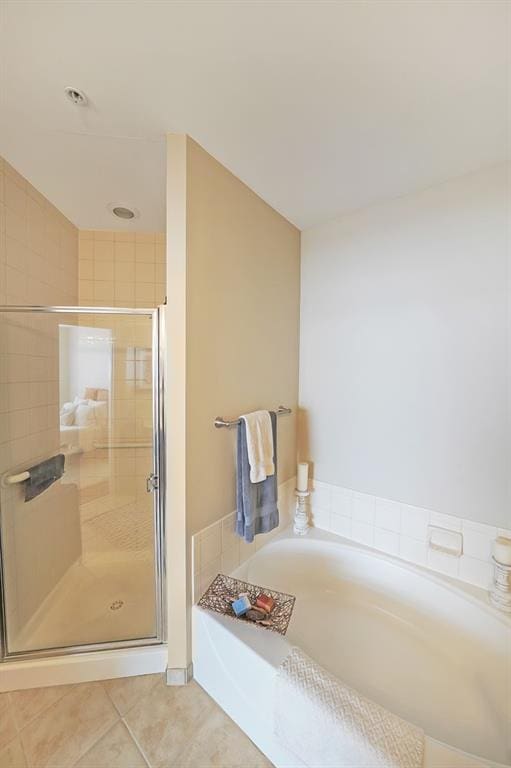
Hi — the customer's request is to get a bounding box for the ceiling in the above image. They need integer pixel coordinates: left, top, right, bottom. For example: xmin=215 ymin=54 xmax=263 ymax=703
xmin=0 ymin=1 xmax=508 ymax=232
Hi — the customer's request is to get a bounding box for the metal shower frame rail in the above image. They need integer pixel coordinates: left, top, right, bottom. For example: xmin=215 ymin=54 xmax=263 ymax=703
xmin=0 ymin=304 xmax=167 ymax=662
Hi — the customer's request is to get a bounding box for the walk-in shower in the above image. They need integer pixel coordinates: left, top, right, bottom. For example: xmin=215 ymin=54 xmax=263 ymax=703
xmin=0 ymin=306 xmax=165 ymax=665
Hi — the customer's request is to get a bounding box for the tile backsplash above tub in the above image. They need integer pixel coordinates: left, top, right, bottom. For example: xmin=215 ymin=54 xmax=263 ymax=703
xmin=192 ymin=476 xmax=505 ymax=600
xmin=309 ymin=481 xmax=506 ymax=591
xmin=192 ymin=478 xmax=295 ymax=602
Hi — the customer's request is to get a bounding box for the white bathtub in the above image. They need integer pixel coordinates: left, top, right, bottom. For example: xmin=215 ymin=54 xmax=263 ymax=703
xmin=193 ymin=528 xmax=511 ymax=768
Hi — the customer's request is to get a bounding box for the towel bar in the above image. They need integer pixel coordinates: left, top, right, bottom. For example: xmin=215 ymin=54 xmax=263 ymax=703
xmin=214 ymin=406 xmax=292 ymax=429
xmin=4 ymin=471 xmax=30 ymax=485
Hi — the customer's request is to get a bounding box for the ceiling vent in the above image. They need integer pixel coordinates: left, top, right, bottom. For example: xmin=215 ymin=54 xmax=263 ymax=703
xmin=64 ymin=86 xmax=88 ymax=106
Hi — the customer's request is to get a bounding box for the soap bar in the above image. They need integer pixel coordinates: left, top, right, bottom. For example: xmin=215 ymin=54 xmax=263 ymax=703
xmin=232 ymin=594 xmax=251 ymax=617
xmin=245 ymin=608 xmax=268 ymax=622
xmin=255 ymin=594 xmax=275 ymax=614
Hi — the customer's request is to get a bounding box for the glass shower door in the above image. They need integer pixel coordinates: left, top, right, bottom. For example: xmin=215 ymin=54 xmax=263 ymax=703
xmin=0 ymin=307 xmax=164 ymax=658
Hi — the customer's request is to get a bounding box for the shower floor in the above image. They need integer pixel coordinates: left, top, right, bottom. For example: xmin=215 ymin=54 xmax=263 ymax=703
xmin=11 ymin=556 xmax=156 ymax=653
xmin=7 ymin=491 xmax=157 ymax=655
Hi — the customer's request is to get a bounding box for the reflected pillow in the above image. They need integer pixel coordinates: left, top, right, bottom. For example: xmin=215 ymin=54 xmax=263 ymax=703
xmin=60 ymin=410 xmax=75 ymax=426
xmin=88 ymin=400 xmax=108 ymax=423
xmin=75 ymin=403 xmax=95 ymax=427
xmin=60 ymin=401 xmax=77 ymax=426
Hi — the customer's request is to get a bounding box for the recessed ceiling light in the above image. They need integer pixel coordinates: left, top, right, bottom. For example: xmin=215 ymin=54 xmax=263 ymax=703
xmin=64 ymin=86 xmax=88 ymax=106
xmin=113 ymin=206 xmax=135 ymax=220
xmin=107 ymin=202 xmax=140 ymax=221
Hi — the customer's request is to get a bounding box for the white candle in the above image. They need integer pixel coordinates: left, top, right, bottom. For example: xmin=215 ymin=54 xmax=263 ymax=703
xmin=297 ymin=462 xmax=309 ymax=492
xmin=494 ymin=536 xmax=511 ymax=566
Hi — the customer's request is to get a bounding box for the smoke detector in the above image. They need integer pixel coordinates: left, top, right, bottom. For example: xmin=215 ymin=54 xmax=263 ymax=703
xmin=64 ymin=86 xmax=88 ymax=106
xmin=107 ymin=203 xmax=140 ymax=221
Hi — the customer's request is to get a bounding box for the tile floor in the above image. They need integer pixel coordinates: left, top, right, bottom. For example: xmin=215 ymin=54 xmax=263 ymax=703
xmin=0 ymin=674 xmax=272 ymax=768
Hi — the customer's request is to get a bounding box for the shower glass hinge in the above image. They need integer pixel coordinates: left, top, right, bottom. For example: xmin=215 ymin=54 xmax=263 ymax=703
xmin=146 ymin=473 xmax=159 ymax=493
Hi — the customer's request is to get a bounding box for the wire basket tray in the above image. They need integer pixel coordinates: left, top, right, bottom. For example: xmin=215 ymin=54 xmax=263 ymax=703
xmin=197 ymin=573 xmax=296 ymax=636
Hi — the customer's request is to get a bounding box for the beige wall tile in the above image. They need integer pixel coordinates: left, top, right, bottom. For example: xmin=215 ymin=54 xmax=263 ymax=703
xmin=114 ymin=231 xmax=135 ymax=243
xmin=93 ymin=230 xmax=114 ymax=242
xmin=79 ymin=260 xmax=94 ymax=281
xmin=114 ymin=242 xmax=135 ymax=263
xmin=115 ymin=261 xmax=135 ymax=282
xmin=4 ymin=175 xmax=27 ymax=219
xmin=114 ymin=282 xmax=135 ymax=303
xmin=5 ymin=207 xmax=27 ymax=245
xmin=94 ymin=261 xmax=114 ymax=282
xmin=135 ymin=262 xmax=154 ymax=283
xmin=134 ymin=244 xmax=154 ymax=263
xmin=93 ymin=241 xmax=114 ymax=261
xmin=135 ymin=233 xmax=154 ymax=244
xmin=79 ymin=240 xmax=94 ymax=260
xmin=0 ymin=156 xmax=78 ymax=646
xmin=94 ymin=281 xmax=114 ymax=302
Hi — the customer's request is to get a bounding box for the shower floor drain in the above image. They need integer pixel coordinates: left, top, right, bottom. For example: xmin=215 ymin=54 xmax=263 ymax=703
xmin=110 ymin=600 xmax=124 ymax=611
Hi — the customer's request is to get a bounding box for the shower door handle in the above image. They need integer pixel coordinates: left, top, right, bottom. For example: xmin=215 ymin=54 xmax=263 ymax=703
xmin=146 ymin=474 xmax=159 ymax=493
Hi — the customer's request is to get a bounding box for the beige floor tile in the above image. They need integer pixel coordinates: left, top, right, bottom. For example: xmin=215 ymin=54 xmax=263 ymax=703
xmin=9 ymin=685 xmax=75 ymax=731
xmin=124 ymin=679 xmax=216 ymax=768
xmin=172 ymin=706 xmax=272 ymax=768
xmin=0 ymin=695 xmax=17 ymax=753
xmin=20 ymin=683 xmax=118 ymax=768
xmin=102 ymin=674 xmax=161 ymax=716
xmin=73 ymin=721 xmax=147 ymax=768
xmin=0 ymin=737 xmax=27 ymax=768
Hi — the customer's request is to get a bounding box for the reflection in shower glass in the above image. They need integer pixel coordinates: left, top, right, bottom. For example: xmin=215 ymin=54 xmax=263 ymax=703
xmin=0 ymin=310 xmax=161 ymax=656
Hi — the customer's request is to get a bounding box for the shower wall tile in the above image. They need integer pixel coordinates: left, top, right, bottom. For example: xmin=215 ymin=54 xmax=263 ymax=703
xmin=78 ymin=229 xmax=166 ymax=309
xmin=0 ymin=156 xmax=78 ymax=476
xmin=309 ymin=479 xmax=502 ymax=591
xmin=0 ymin=154 xmax=79 ymax=668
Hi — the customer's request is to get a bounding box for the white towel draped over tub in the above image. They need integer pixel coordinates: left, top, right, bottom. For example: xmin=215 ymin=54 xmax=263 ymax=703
xmin=275 ymin=647 xmax=424 ymax=768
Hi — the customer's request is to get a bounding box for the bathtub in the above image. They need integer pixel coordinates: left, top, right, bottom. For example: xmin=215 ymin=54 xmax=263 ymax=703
xmin=193 ymin=527 xmax=511 ymax=768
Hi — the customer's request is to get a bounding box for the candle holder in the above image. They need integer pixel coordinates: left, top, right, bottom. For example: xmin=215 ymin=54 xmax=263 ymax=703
xmin=294 ymin=489 xmax=310 ymax=536
xmin=489 ymin=557 xmax=511 ymax=613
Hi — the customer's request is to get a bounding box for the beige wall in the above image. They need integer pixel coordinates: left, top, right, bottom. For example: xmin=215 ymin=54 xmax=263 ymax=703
xmin=186 ymin=137 xmax=301 ymax=535
xmin=165 ymin=135 xmax=300 ymax=671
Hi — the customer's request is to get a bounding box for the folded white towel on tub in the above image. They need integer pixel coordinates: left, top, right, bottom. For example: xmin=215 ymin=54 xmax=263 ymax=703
xmin=275 ymin=647 xmax=424 ymax=768
xmin=241 ymin=410 xmax=275 ymax=483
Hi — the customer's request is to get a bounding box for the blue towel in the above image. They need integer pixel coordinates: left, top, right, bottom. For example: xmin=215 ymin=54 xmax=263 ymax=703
xmin=236 ymin=411 xmax=279 ymax=543
xmin=24 ymin=454 xmax=65 ymax=502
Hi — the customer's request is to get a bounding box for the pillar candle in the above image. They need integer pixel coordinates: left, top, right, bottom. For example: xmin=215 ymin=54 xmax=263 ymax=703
xmin=494 ymin=536 xmax=511 ymax=566
xmin=297 ymin=462 xmax=309 ymax=492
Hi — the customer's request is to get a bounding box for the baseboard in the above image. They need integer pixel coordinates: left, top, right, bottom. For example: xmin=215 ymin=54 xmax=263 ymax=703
xmin=166 ymin=662 xmax=193 ymax=685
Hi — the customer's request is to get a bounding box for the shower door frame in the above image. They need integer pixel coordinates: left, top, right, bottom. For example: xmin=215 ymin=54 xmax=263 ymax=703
xmin=0 ymin=305 xmax=167 ymax=661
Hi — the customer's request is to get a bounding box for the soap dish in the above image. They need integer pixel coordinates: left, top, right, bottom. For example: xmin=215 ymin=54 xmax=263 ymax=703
xmin=198 ymin=573 xmax=296 ymax=636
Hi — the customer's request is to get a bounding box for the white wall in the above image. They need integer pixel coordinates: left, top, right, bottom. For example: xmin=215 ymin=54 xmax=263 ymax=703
xmin=300 ymin=164 xmax=509 ymax=529
xmin=59 ymin=325 xmax=112 ymax=406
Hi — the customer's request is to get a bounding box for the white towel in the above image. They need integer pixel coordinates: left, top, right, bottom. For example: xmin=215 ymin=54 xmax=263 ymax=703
xmin=240 ymin=410 xmax=275 ymax=484
xmin=275 ymin=647 xmax=424 ymax=768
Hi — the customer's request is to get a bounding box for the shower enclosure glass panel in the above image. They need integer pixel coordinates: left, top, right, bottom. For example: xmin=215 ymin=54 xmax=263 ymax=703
xmin=0 ymin=307 xmax=164 ymax=658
